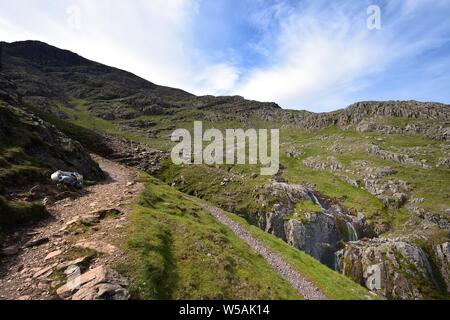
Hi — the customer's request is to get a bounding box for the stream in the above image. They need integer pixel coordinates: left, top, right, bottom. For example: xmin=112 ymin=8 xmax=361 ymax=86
xmin=307 ymin=189 xmax=359 ymax=271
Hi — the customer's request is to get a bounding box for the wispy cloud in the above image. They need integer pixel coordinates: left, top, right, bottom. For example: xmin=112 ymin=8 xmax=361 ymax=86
xmin=233 ymin=0 xmax=450 ymax=110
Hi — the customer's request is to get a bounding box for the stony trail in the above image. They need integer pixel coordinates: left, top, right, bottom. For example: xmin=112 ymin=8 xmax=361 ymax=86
xmin=1 ymin=154 xmax=326 ymax=300
xmin=189 ymin=198 xmax=328 ymax=300
xmin=0 ymin=156 xmax=143 ymax=300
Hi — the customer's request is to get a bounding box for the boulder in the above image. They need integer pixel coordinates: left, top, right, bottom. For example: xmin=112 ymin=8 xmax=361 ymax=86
xmin=336 ymin=239 xmax=441 ymax=299
xmin=25 ymin=237 xmax=49 ymax=248
xmin=56 ymin=266 xmax=129 ymax=300
xmin=75 ymin=241 xmax=118 ymax=255
xmin=1 ymin=245 xmax=20 ymax=256
xmin=72 ymin=283 xmax=130 ymax=300
xmin=434 ymin=242 xmax=450 ymax=293
xmin=142 ymin=104 xmax=164 ymax=115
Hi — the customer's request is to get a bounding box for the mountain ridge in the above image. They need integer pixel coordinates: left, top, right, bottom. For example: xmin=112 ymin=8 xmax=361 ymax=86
xmin=2 ymin=40 xmax=449 ymax=117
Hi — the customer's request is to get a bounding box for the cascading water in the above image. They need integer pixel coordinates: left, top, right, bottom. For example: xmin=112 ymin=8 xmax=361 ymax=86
xmin=307 ymin=189 xmax=359 ymax=271
xmin=307 ymin=191 xmax=328 ymax=212
xmin=307 ymin=190 xmax=334 ymax=218
xmin=346 ymin=221 xmax=359 ymax=242
xmin=334 ymin=252 xmax=340 ymax=272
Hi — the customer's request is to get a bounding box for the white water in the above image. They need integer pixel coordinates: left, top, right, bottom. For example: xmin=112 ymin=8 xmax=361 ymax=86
xmin=308 ymin=191 xmax=327 ymax=211
xmin=307 ymin=191 xmax=335 ymax=219
xmin=334 ymin=253 xmax=340 ymax=272
xmin=346 ymin=221 xmax=359 ymax=241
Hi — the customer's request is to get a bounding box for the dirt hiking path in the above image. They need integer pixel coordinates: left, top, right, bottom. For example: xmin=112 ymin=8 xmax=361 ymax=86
xmin=0 ymin=155 xmax=143 ymax=300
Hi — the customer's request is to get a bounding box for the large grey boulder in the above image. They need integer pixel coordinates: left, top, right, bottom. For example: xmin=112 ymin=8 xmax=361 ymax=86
xmin=336 ymin=239 xmax=441 ymax=299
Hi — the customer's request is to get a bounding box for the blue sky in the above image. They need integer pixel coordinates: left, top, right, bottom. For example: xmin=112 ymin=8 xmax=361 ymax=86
xmin=1 ymin=0 xmax=450 ymax=111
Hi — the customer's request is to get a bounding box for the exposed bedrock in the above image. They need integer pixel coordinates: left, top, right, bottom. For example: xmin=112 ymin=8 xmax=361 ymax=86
xmin=255 ymin=182 xmax=372 ymax=268
xmin=335 ymin=238 xmax=448 ymax=299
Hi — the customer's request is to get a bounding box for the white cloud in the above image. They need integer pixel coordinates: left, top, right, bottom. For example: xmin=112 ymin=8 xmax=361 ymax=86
xmin=234 ymin=0 xmax=450 ymax=110
xmin=194 ymin=63 xmax=240 ymax=95
xmin=0 ymin=0 xmax=235 ymax=94
xmin=1 ymin=0 xmax=449 ymax=110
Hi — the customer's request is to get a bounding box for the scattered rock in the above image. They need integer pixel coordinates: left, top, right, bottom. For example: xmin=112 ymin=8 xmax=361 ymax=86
xmin=33 ymin=264 xmax=57 ymax=279
xmin=336 ymin=239 xmax=440 ymax=299
xmin=437 ymin=157 xmax=450 ymax=169
xmin=44 ymin=250 xmax=63 ymax=261
xmin=303 ymin=156 xmax=344 ymax=171
xmin=25 ymin=237 xmax=49 ymax=248
xmin=1 ymin=245 xmax=20 ymax=256
xmin=75 ymin=241 xmax=118 ymax=255
xmin=56 ymin=266 xmax=129 ymax=300
xmin=72 ymin=283 xmax=130 ymax=300
xmin=367 ymin=144 xmax=432 ymax=169
xmin=57 ymin=255 xmax=92 ymax=271
xmin=286 ymin=148 xmax=302 ymax=158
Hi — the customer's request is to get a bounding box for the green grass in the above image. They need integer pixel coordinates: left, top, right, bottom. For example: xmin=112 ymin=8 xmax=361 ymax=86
xmin=119 ymin=174 xmax=378 ymax=300
xmin=0 ymin=196 xmax=49 ymax=237
xmin=219 ymin=209 xmax=380 ymax=300
xmin=58 ymin=104 xmax=165 ymax=148
xmin=118 ymin=174 xmax=302 ymax=300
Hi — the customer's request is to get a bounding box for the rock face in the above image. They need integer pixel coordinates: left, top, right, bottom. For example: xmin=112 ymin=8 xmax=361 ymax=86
xmin=338 ymin=101 xmax=450 ymax=124
xmin=367 ymin=144 xmax=432 ymax=169
xmin=356 ymin=120 xmax=402 ymax=134
xmin=336 ymin=239 xmax=443 ymax=299
xmin=102 ymin=134 xmax=166 ymax=174
xmin=357 ymin=119 xmax=450 ymax=141
xmin=434 ymin=242 xmax=450 ymax=293
xmin=285 ymin=214 xmax=340 ymax=267
xmin=142 ymin=104 xmax=165 ymax=115
xmin=303 ymin=156 xmax=344 ymax=171
xmin=0 ymin=102 xmax=105 ymax=183
xmin=256 ymin=182 xmax=370 ymax=268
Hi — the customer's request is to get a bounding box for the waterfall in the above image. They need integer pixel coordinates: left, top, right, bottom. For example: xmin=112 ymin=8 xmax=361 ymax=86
xmin=346 ymin=221 xmax=358 ymax=241
xmin=334 ymin=252 xmax=340 ymax=272
xmin=307 ymin=191 xmax=327 ymax=211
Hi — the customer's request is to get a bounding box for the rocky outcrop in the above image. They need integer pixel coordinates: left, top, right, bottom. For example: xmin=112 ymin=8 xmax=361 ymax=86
xmin=142 ymin=104 xmax=165 ymax=115
xmin=285 ymin=213 xmax=340 ymax=267
xmin=356 ymin=120 xmax=402 ymax=134
xmin=125 ymin=119 xmax=156 ymax=128
xmin=356 ymin=119 xmax=449 ymax=141
xmin=338 ymin=101 xmax=450 ymax=124
xmin=362 ymin=176 xmax=410 ymax=208
xmin=57 ymin=266 xmax=130 ymax=300
xmin=336 ymin=238 xmax=442 ymax=299
xmin=0 ymin=103 xmax=105 ymax=184
xmin=367 ymin=144 xmax=432 ymax=169
xmin=434 ymin=242 xmax=450 ymax=293
xmin=255 ymin=182 xmax=371 ymax=268
xmin=303 ymin=156 xmax=344 ymax=171
xmin=102 ymin=134 xmax=167 ymax=174
xmin=251 ymin=100 xmax=450 ymax=133
xmin=406 ymin=205 xmax=450 ymax=230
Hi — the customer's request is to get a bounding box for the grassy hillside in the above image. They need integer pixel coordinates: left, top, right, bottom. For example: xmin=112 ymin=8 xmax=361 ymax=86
xmin=118 ymin=174 xmax=374 ymax=299
xmin=0 ymin=99 xmax=104 ymax=238
xmin=118 ymin=174 xmax=302 ymax=300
